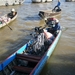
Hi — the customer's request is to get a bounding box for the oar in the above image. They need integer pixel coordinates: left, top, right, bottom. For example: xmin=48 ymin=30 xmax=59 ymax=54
xmin=3 ymin=20 xmax=12 ymax=30
xmin=39 ymin=11 xmax=45 ymax=19
xmin=1 ymin=17 xmax=12 ymax=30
xmin=6 ymin=24 xmax=12 ymax=30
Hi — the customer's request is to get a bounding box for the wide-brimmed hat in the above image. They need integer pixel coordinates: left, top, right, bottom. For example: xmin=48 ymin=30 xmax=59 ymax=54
xmin=44 ymin=18 xmax=47 ymax=21
xmin=11 ymin=8 xmax=15 ymax=12
xmin=55 ymin=19 xmax=59 ymax=23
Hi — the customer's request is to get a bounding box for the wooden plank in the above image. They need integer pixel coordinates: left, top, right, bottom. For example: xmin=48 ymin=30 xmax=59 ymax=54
xmin=13 ymin=66 xmax=33 ymax=73
xmin=16 ymin=56 xmax=39 ymax=63
xmin=17 ymin=54 xmax=41 ymax=60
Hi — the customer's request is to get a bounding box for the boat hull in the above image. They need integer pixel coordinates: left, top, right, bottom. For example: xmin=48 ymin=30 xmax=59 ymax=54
xmin=0 ymin=29 xmax=61 ymax=75
xmin=32 ymin=0 xmax=52 ymax=3
xmin=32 ymin=0 xmax=46 ymax=3
xmin=0 ymin=13 xmax=17 ymax=29
xmin=30 ymin=30 xmax=61 ymax=75
xmin=39 ymin=10 xmax=61 ymax=19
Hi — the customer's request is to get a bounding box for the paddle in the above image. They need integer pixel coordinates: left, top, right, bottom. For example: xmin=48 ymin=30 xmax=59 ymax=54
xmin=1 ymin=17 xmax=12 ymax=30
xmin=40 ymin=12 xmax=45 ymax=19
xmin=6 ymin=24 xmax=12 ymax=30
xmin=3 ymin=20 xmax=12 ymax=30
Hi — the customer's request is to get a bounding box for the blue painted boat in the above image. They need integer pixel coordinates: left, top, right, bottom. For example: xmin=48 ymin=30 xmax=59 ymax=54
xmin=0 ymin=26 xmax=61 ymax=75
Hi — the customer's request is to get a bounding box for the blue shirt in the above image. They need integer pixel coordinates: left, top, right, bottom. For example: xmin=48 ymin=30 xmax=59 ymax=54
xmin=57 ymin=1 xmax=61 ymax=7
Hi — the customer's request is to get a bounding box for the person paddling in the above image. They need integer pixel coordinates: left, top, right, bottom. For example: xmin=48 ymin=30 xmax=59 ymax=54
xmin=52 ymin=0 xmax=61 ymax=12
xmin=7 ymin=8 xmax=17 ymax=19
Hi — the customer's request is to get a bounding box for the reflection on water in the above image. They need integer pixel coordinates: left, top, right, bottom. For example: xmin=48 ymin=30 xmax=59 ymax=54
xmin=0 ymin=0 xmax=75 ymax=75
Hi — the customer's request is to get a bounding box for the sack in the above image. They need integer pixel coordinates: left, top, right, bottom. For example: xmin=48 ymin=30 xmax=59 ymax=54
xmin=33 ymin=33 xmax=44 ymax=52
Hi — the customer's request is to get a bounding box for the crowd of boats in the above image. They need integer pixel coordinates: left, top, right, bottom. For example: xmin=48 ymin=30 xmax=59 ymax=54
xmin=0 ymin=0 xmax=74 ymax=6
xmin=0 ymin=0 xmax=25 ymax=6
xmin=0 ymin=0 xmax=53 ymax=6
xmin=0 ymin=1 xmax=62 ymax=75
xmin=0 ymin=7 xmax=62 ymax=75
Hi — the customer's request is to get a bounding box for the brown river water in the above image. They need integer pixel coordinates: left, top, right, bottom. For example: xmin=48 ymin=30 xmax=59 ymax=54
xmin=0 ymin=0 xmax=75 ymax=75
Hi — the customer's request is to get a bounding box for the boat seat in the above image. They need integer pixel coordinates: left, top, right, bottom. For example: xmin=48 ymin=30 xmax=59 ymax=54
xmin=16 ymin=54 xmax=41 ymax=60
xmin=13 ymin=66 xmax=33 ymax=73
xmin=16 ymin=56 xmax=39 ymax=63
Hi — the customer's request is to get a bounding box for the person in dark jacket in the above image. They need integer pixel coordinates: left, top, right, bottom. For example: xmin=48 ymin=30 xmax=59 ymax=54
xmin=7 ymin=8 xmax=17 ymax=19
xmin=45 ymin=17 xmax=61 ymax=37
xmin=52 ymin=0 xmax=61 ymax=12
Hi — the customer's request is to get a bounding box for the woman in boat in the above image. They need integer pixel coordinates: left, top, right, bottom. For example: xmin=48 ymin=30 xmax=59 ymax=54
xmin=7 ymin=8 xmax=17 ymax=19
xmin=43 ymin=29 xmax=55 ymax=46
xmin=45 ymin=17 xmax=61 ymax=37
xmin=52 ymin=0 xmax=61 ymax=12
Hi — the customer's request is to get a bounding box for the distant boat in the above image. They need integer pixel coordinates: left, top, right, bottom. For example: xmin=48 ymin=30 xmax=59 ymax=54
xmin=0 ymin=25 xmax=61 ymax=75
xmin=32 ymin=0 xmax=52 ymax=3
xmin=0 ymin=0 xmax=25 ymax=6
xmin=39 ymin=9 xmax=61 ymax=19
xmin=0 ymin=12 xmax=17 ymax=28
xmin=65 ymin=0 xmax=75 ymax=2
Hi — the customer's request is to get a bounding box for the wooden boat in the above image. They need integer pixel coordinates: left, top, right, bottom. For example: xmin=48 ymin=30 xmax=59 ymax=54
xmin=0 ymin=13 xmax=17 ymax=28
xmin=0 ymin=26 xmax=61 ymax=75
xmin=32 ymin=0 xmax=45 ymax=3
xmin=32 ymin=0 xmax=52 ymax=3
xmin=65 ymin=0 xmax=74 ymax=2
xmin=39 ymin=9 xmax=61 ymax=19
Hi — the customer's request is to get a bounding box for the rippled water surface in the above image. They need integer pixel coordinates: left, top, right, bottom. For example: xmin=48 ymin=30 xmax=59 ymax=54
xmin=0 ymin=0 xmax=75 ymax=75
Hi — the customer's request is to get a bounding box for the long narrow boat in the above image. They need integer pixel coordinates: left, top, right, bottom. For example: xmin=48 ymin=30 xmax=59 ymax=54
xmin=39 ymin=10 xmax=61 ymax=19
xmin=0 ymin=26 xmax=61 ymax=75
xmin=0 ymin=13 xmax=17 ymax=28
xmin=32 ymin=0 xmax=46 ymax=3
xmin=32 ymin=0 xmax=52 ymax=3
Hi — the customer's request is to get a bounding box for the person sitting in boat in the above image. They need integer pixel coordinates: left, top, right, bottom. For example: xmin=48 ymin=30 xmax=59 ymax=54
xmin=26 ymin=27 xmax=55 ymax=54
xmin=7 ymin=8 xmax=17 ymax=19
xmin=45 ymin=17 xmax=61 ymax=37
xmin=52 ymin=0 xmax=61 ymax=12
xmin=43 ymin=29 xmax=55 ymax=46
